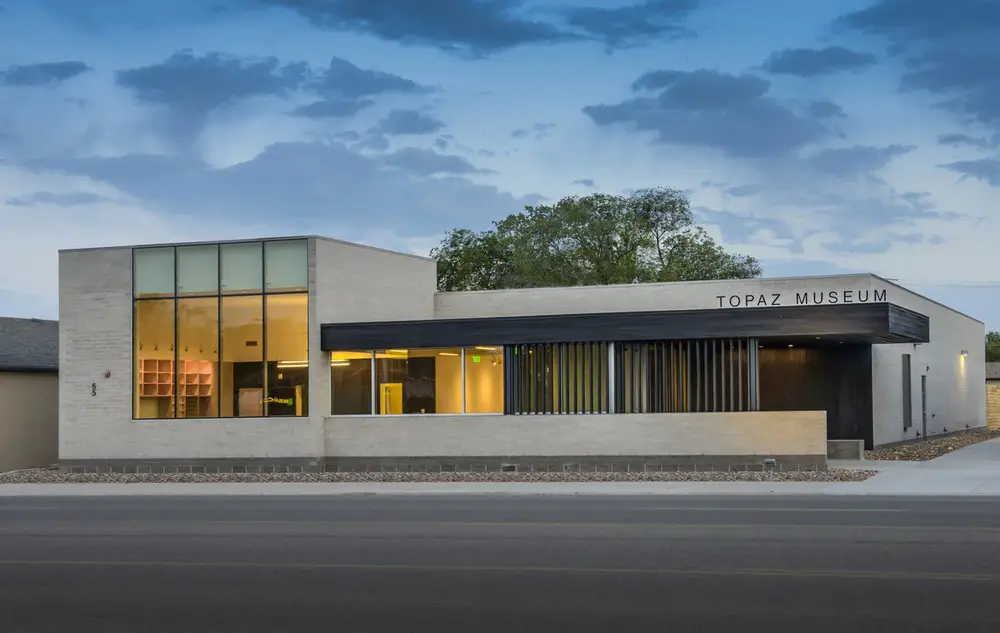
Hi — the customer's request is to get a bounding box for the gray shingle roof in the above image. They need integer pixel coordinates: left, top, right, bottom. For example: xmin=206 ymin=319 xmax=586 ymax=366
xmin=0 ymin=317 xmax=58 ymax=372
xmin=988 ymin=362 xmax=1000 ymax=381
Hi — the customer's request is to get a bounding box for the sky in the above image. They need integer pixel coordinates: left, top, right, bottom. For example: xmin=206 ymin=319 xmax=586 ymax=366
xmin=0 ymin=0 xmax=998 ymax=327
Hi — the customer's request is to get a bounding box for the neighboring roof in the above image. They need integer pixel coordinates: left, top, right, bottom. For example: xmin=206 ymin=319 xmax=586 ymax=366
xmin=987 ymin=362 xmax=1000 ymax=381
xmin=0 ymin=317 xmax=58 ymax=372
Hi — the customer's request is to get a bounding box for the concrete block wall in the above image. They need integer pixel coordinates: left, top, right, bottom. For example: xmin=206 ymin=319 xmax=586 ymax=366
xmin=324 ymin=411 xmax=828 ymax=471
xmin=871 ymin=287 xmax=985 ymax=446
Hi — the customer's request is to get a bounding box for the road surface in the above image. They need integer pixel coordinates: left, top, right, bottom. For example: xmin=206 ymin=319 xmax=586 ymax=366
xmin=1 ymin=494 xmax=998 ymax=632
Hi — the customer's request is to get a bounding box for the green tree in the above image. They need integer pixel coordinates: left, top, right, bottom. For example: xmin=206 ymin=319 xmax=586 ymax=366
xmin=987 ymin=331 xmax=1000 ymax=362
xmin=431 ymin=187 xmax=761 ymax=291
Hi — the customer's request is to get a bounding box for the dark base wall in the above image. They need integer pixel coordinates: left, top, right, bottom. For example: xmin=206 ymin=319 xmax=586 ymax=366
xmin=59 ymin=454 xmax=827 ymax=474
xmin=758 ymin=344 xmax=874 ymax=449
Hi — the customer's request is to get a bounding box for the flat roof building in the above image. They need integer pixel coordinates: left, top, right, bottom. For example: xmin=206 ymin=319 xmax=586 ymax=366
xmin=57 ymin=236 xmax=986 ymax=473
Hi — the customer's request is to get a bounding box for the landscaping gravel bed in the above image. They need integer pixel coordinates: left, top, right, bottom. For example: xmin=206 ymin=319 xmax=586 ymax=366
xmin=0 ymin=469 xmax=876 ymax=484
xmin=866 ymin=428 xmax=1000 ymax=461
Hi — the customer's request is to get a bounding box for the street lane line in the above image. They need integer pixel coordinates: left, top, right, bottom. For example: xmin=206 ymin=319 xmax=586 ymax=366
xmin=0 ymin=559 xmax=998 ymax=582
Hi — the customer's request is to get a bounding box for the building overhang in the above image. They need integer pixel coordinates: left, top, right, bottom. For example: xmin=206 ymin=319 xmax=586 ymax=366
xmin=321 ymin=302 xmax=929 ymax=350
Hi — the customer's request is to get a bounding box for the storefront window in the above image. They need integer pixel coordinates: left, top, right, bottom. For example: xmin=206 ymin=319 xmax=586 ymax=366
xmin=331 ymin=351 xmax=373 ymax=415
xmin=330 ymin=347 xmax=502 ymax=415
xmin=464 ymin=346 xmax=503 ymax=413
xmin=265 ymin=294 xmax=308 ymax=416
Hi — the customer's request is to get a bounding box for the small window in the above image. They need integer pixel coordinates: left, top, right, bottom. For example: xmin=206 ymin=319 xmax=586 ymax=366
xmin=134 ymin=247 xmax=175 ymax=298
xmin=265 ymin=240 xmax=308 ymax=293
xmin=220 ymin=242 xmax=262 ymax=294
xmin=177 ymin=244 xmax=219 ymax=295
xmin=902 ymin=353 xmax=913 ymax=429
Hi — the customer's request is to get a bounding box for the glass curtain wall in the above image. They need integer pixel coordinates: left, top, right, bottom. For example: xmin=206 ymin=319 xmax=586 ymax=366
xmin=132 ymin=239 xmax=309 ymax=419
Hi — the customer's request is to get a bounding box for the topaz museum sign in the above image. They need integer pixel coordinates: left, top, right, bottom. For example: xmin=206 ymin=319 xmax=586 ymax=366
xmin=716 ymin=288 xmax=887 ymax=308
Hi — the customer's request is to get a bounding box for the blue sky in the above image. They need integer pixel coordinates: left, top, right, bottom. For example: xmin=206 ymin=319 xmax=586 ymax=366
xmin=1 ymin=0 xmax=998 ymax=327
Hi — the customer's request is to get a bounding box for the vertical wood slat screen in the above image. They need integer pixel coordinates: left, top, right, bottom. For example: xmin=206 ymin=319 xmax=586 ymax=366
xmin=503 ymin=342 xmax=609 ymax=414
xmin=613 ymin=339 xmax=759 ymax=413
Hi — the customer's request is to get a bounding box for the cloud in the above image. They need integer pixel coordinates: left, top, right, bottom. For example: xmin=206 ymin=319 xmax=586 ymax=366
xmin=382 ymin=147 xmax=490 ymax=176
xmin=572 ymin=178 xmax=597 ymax=188
xmin=940 ymin=158 xmax=1000 ymax=186
xmin=803 ymin=144 xmax=915 ymax=179
xmin=762 ymin=46 xmax=876 ymax=77
xmin=584 ymin=69 xmax=832 ymax=157
xmin=697 ymin=207 xmax=802 ymax=253
xmin=560 ymin=0 xmax=699 ymax=50
xmin=27 ymin=141 xmax=520 ymax=233
xmin=0 ymin=61 xmax=91 ymax=87
xmin=262 ymin=0 xmax=569 ymax=57
xmin=5 ymin=191 xmax=116 ymax=207
xmin=291 ymin=98 xmax=374 ymax=118
xmin=725 ymin=184 xmax=761 ymax=197
xmin=370 ymin=109 xmax=445 ymax=135
xmin=116 ymin=50 xmax=309 ymax=118
xmin=510 ymin=122 xmax=556 ymax=139
xmin=261 ymin=0 xmax=701 ymax=56
xmin=804 ymin=100 xmax=846 ymax=119
xmin=838 ymin=1 xmax=1000 ymax=132
xmin=937 ymin=132 xmax=999 ymax=149
xmin=310 ymin=56 xmax=432 ymax=100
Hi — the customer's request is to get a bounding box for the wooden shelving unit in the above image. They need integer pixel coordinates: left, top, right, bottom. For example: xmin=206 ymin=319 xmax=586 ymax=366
xmin=138 ymin=359 xmax=215 ymax=417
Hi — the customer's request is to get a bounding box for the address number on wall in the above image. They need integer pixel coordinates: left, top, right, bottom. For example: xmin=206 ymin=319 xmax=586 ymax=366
xmin=91 ymin=383 xmax=97 ymax=396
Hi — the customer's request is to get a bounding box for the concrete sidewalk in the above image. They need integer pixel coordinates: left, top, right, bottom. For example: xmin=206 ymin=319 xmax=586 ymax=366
xmin=2 ymin=438 xmax=998 ymax=497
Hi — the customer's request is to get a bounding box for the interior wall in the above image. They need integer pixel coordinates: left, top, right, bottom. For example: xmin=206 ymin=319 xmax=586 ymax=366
xmin=758 ymin=344 xmax=874 ymax=448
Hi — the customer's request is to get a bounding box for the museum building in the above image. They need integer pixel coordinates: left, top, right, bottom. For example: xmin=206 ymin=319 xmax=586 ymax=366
xmin=56 ymin=236 xmax=986 ymax=473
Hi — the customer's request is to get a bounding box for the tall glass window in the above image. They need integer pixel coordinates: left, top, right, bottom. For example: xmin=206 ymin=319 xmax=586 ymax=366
xmin=132 ymin=239 xmax=308 ymax=419
xmin=221 ymin=296 xmax=264 ymax=417
xmin=134 ymin=299 xmax=175 ymax=419
xmin=265 ymin=294 xmax=309 ymax=416
xmin=177 ymin=298 xmax=219 ymax=418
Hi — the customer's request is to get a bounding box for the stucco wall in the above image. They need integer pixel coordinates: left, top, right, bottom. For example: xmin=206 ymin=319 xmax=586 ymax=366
xmin=58 ymin=246 xmax=321 ymax=461
xmin=434 ymin=273 xmax=892 ymax=318
xmin=324 ymin=411 xmax=827 ymax=458
xmin=870 ymin=292 xmax=985 ymax=446
xmin=0 ymin=372 xmax=58 ymax=471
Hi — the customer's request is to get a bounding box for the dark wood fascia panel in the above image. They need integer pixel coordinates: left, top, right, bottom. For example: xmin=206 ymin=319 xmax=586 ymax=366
xmin=887 ymin=304 xmax=931 ymax=342
xmin=321 ymin=303 xmax=930 ymax=350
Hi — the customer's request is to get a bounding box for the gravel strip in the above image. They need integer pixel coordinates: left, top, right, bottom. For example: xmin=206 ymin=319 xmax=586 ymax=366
xmin=866 ymin=428 xmax=1000 ymax=461
xmin=0 ymin=469 xmax=876 ymax=484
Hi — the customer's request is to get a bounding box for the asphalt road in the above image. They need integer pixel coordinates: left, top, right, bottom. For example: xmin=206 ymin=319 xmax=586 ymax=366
xmin=1 ymin=494 xmax=1000 ymax=632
